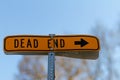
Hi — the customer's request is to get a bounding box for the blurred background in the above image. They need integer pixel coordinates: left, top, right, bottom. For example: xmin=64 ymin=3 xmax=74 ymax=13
xmin=0 ymin=0 xmax=120 ymax=80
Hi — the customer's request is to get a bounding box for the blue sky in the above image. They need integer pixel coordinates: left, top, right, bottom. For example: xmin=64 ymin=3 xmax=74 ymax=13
xmin=0 ymin=0 xmax=120 ymax=80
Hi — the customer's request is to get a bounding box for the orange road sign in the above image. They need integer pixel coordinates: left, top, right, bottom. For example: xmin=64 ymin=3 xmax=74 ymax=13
xmin=4 ymin=35 xmax=100 ymax=59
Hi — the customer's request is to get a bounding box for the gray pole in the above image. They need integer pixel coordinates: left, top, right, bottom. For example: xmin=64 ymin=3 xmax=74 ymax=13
xmin=47 ymin=52 xmax=55 ymax=80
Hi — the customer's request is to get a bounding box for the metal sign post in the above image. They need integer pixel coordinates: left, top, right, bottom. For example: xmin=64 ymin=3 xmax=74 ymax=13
xmin=48 ymin=52 xmax=55 ymax=80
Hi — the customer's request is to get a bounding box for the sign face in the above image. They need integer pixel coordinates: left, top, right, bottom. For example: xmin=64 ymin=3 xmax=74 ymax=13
xmin=4 ymin=35 xmax=100 ymax=59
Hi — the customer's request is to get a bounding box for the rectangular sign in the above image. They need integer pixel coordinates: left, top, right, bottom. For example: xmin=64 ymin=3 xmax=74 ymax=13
xmin=4 ymin=35 xmax=100 ymax=59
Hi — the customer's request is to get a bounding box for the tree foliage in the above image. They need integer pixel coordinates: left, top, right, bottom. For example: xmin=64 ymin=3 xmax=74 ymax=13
xmin=16 ymin=55 xmax=92 ymax=80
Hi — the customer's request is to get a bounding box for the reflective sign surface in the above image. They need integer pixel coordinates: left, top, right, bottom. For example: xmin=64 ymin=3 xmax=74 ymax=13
xmin=4 ymin=35 xmax=100 ymax=59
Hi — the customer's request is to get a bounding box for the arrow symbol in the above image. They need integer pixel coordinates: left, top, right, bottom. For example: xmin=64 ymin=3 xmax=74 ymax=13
xmin=74 ymin=38 xmax=88 ymax=47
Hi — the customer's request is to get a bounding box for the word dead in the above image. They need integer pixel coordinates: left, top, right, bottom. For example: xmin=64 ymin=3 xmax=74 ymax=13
xmin=14 ymin=39 xmax=38 ymax=48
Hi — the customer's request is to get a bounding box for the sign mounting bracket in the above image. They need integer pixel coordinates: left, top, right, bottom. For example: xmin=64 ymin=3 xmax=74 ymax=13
xmin=47 ymin=34 xmax=55 ymax=80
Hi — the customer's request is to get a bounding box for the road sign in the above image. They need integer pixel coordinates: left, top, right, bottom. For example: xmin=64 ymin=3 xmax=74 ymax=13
xmin=4 ymin=35 xmax=100 ymax=59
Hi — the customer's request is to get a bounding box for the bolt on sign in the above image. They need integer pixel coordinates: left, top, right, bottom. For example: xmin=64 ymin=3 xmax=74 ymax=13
xmin=4 ymin=35 xmax=100 ymax=59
